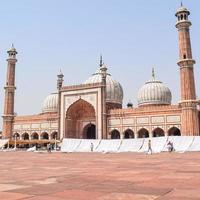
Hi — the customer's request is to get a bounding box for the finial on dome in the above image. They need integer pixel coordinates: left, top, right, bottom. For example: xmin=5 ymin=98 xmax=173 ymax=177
xmin=152 ymin=68 xmax=155 ymax=80
xmin=59 ymin=69 xmax=63 ymax=75
xmin=100 ymin=54 xmax=103 ymax=67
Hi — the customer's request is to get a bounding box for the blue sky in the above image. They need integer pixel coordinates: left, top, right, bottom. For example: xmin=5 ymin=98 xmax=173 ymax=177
xmin=0 ymin=0 xmax=200 ymax=129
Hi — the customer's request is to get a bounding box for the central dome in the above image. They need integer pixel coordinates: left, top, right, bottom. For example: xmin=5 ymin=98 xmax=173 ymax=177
xmin=137 ymin=69 xmax=172 ymax=107
xmin=84 ymin=64 xmax=123 ymax=105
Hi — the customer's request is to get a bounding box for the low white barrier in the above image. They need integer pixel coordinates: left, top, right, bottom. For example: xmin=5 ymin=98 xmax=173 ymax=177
xmin=75 ymin=139 xmax=101 ymax=152
xmin=60 ymin=136 xmax=200 ymax=153
xmin=186 ymin=136 xmax=200 ymax=152
xmin=95 ymin=139 xmax=122 ymax=153
xmin=162 ymin=136 xmax=194 ymax=152
xmin=61 ymin=139 xmax=82 ymax=152
xmin=118 ymin=138 xmax=144 ymax=152
xmin=139 ymin=137 xmax=168 ymax=153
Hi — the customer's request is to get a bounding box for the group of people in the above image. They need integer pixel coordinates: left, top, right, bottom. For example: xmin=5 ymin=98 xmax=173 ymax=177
xmin=147 ymin=139 xmax=174 ymax=154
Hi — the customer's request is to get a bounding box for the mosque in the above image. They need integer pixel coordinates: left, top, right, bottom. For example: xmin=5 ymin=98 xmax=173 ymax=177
xmin=1 ymin=5 xmax=200 ymax=142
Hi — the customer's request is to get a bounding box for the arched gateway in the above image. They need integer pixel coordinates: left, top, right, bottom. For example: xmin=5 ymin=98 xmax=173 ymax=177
xmin=83 ymin=124 xmax=96 ymax=139
xmin=65 ymin=99 xmax=96 ymax=138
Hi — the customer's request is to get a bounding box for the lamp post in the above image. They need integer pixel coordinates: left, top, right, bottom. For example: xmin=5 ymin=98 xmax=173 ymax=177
xmin=14 ymin=133 xmax=17 ymax=150
xmin=54 ymin=132 xmax=57 ymax=151
xmin=100 ymin=56 xmax=107 ymax=139
xmin=57 ymin=70 xmax=64 ymax=140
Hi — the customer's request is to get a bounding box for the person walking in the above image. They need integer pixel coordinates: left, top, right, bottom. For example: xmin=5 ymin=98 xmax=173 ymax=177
xmin=147 ymin=139 xmax=153 ymax=154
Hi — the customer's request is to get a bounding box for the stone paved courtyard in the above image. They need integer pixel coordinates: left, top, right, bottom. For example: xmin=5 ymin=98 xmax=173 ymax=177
xmin=0 ymin=152 xmax=200 ymax=200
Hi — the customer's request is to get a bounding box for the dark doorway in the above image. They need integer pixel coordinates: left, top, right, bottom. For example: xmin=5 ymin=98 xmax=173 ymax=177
xmin=86 ymin=124 xmax=96 ymax=139
xmin=22 ymin=133 xmax=29 ymax=140
xmin=124 ymin=129 xmax=134 ymax=139
xmin=153 ymin=128 xmax=165 ymax=137
xmin=168 ymin=127 xmax=181 ymax=136
xmin=138 ymin=128 xmax=149 ymax=138
xmin=111 ymin=130 xmax=120 ymax=139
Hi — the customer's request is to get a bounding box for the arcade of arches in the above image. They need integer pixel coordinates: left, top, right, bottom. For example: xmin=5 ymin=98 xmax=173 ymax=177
xmin=12 ymin=131 xmax=58 ymax=140
xmin=109 ymin=127 xmax=181 ymax=139
xmin=65 ymin=99 xmax=96 ymax=139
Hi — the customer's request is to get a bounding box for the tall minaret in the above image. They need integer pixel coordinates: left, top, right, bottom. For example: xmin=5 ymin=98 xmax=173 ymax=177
xmin=2 ymin=45 xmax=18 ymax=139
xmin=175 ymin=5 xmax=199 ymax=135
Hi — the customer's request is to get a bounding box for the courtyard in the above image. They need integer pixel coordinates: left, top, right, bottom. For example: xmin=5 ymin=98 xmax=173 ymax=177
xmin=0 ymin=152 xmax=200 ymax=200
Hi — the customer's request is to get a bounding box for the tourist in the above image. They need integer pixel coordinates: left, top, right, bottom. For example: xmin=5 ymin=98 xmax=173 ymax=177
xmin=90 ymin=143 xmax=94 ymax=152
xmin=47 ymin=143 xmax=51 ymax=153
xmin=167 ymin=141 xmax=174 ymax=152
xmin=147 ymin=139 xmax=152 ymax=154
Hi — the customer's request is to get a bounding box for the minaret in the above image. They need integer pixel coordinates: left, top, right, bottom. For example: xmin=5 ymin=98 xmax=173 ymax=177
xmin=100 ymin=55 xmax=107 ymax=139
xmin=2 ymin=45 xmax=18 ymax=139
xmin=175 ymin=5 xmax=199 ymax=135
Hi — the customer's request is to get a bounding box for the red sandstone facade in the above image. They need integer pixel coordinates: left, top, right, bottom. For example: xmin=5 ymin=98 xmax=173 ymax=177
xmin=2 ymin=5 xmax=200 ymax=141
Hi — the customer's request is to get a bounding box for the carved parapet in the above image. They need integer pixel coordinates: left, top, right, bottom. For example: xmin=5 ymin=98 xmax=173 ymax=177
xmin=4 ymin=85 xmax=16 ymax=91
xmin=61 ymin=82 xmax=103 ymax=91
xmin=175 ymin=20 xmax=191 ymax=29
xmin=180 ymin=99 xmax=199 ymax=110
xmin=2 ymin=114 xmax=15 ymax=122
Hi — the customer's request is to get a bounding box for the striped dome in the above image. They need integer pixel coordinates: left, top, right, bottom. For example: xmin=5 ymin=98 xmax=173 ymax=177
xmin=42 ymin=93 xmax=58 ymax=113
xmin=137 ymin=70 xmax=172 ymax=106
xmin=84 ymin=67 xmax=123 ymax=105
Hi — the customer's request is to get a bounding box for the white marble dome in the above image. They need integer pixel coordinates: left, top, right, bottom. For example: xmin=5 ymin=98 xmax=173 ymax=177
xmin=84 ymin=66 xmax=123 ymax=105
xmin=137 ymin=71 xmax=172 ymax=106
xmin=42 ymin=93 xmax=58 ymax=113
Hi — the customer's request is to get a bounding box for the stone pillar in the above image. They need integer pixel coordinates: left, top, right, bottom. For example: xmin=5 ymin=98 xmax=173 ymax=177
xmin=149 ymin=132 xmax=153 ymax=138
xmin=57 ymin=71 xmax=64 ymax=140
xmin=175 ymin=5 xmax=199 ymax=135
xmin=2 ymin=45 xmax=18 ymax=139
xmin=100 ymin=56 xmax=107 ymax=139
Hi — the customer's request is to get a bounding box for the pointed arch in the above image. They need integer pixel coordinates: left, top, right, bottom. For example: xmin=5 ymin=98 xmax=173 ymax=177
xmin=110 ymin=129 xmax=120 ymax=139
xmin=31 ymin=132 xmax=39 ymax=140
xmin=21 ymin=132 xmax=29 ymax=140
xmin=65 ymin=99 xmax=96 ymax=138
xmin=138 ymin=128 xmax=149 ymax=138
xmin=168 ymin=127 xmax=181 ymax=136
xmin=13 ymin=132 xmax=20 ymax=140
xmin=51 ymin=131 xmax=58 ymax=139
xmin=152 ymin=127 xmax=165 ymax=137
xmin=82 ymin=123 xmax=96 ymax=139
xmin=66 ymin=98 xmax=95 ymax=119
xmin=123 ymin=129 xmax=134 ymax=139
xmin=40 ymin=132 xmax=49 ymax=140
